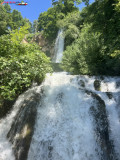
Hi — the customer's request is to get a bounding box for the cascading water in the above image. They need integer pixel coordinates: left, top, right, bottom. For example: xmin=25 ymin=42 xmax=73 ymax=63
xmin=0 ymin=92 xmax=28 ymax=160
xmin=53 ymin=29 xmax=64 ymax=63
xmin=0 ymin=86 xmax=41 ymax=160
xmin=0 ymin=73 xmax=120 ymax=160
xmin=0 ymin=32 xmax=120 ymax=160
xmin=27 ymin=73 xmax=120 ymax=160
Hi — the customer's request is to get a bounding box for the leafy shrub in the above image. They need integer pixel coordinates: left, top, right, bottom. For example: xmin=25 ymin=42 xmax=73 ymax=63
xmin=61 ymin=24 xmax=106 ymax=75
xmin=0 ymin=31 xmax=52 ymax=101
xmin=0 ymin=34 xmax=27 ymax=58
xmin=26 ymin=33 xmax=34 ymax=43
xmin=0 ymin=50 xmax=52 ymax=100
xmin=37 ymin=7 xmax=59 ymax=41
xmin=106 ymin=50 xmax=120 ymax=75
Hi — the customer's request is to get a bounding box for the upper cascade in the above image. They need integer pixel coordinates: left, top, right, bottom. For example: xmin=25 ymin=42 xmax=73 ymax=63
xmin=53 ymin=29 xmax=64 ymax=63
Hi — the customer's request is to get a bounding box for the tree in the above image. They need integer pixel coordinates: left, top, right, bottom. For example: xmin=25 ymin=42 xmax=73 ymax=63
xmin=22 ymin=18 xmax=33 ymax=33
xmin=62 ymin=24 xmax=105 ymax=75
xmin=0 ymin=4 xmax=12 ymax=35
xmin=52 ymin=0 xmax=82 ymax=14
xmin=11 ymin=9 xmax=24 ymax=29
xmin=115 ymin=0 xmax=120 ymax=12
xmin=37 ymin=7 xmax=59 ymax=40
xmin=10 ymin=23 xmax=30 ymax=45
xmin=4 ymin=3 xmax=11 ymax=13
xmin=52 ymin=0 xmax=90 ymax=12
xmin=61 ymin=0 xmax=120 ymax=76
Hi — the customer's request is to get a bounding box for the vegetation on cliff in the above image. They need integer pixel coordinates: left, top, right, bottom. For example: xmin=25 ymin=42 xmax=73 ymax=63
xmin=36 ymin=0 xmax=120 ymax=75
xmin=60 ymin=0 xmax=120 ymax=75
xmin=0 ymin=3 xmax=52 ymax=116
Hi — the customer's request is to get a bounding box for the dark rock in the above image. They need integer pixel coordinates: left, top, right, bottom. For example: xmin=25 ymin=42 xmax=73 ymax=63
xmin=94 ymin=80 xmax=101 ymax=91
xmin=116 ymin=81 xmax=120 ymax=88
xmin=7 ymin=92 xmax=41 ymax=160
xmin=32 ymin=34 xmax=54 ymax=58
xmin=106 ymin=92 xmax=113 ymax=99
xmin=78 ymin=80 xmax=85 ymax=88
xmin=100 ymin=76 xmax=104 ymax=80
xmin=56 ymin=92 xmax=64 ymax=104
xmin=85 ymin=90 xmax=117 ymax=160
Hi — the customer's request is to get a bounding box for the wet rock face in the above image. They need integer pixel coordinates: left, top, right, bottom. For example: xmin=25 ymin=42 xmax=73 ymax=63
xmin=94 ymin=80 xmax=101 ymax=91
xmin=85 ymin=90 xmax=117 ymax=160
xmin=78 ymin=80 xmax=85 ymax=88
xmin=32 ymin=34 xmax=54 ymax=58
xmin=116 ymin=81 xmax=120 ymax=88
xmin=7 ymin=92 xmax=41 ymax=160
xmin=106 ymin=92 xmax=113 ymax=99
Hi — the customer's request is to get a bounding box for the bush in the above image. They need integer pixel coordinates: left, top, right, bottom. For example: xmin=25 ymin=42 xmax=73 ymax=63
xmin=26 ymin=33 xmax=34 ymax=43
xmin=61 ymin=24 xmax=106 ymax=75
xmin=0 ymin=34 xmax=27 ymax=58
xmin=0 ymin=51 xmax=52 ymax=100
xmin=0 ymin=34 xmax=52 ymax=101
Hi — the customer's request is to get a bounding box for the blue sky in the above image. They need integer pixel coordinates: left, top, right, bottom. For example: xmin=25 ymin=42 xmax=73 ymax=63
xmin=10 ymin=0 xmax=94 ymax=23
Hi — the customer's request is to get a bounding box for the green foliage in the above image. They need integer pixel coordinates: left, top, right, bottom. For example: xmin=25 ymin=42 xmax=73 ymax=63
xmin=22 ymin=18 xmax=33 ymax=33
xmin=26 ymin=33 xmax=34 ymax=43
xmin=37 ymin=0 xmax=89 ymax=42
xmin=11 ymin=9 xmax=24 ymax=29
xmin=57 ymin=11 xmax=81 ymax=47
xmin=62 ymin=24 xmax=106 ymax=75
xmin=4 ymin=4 xmax=11 ymax=13
xmin=82 ymin=0 xmax=120 ymax=52
xmin=107 ymin=50 xmax=120 ymax=75
xmin=0 ymin=25 xmax=30 ymax=58
xmin=37 ymin=7 xmax=59 ymax=41
xmin=0 ymin=4 xmax=32 ymax=36
xmin=0 ymin=34 xmax=29 ymax=58
xmin=52 ymin=0 xmax=90 ymax=14
xmin=52 ymin=0 xmax=80 ymax=14
xmin=10 ymin=23 xmax=30 ymax=45
xmin=0 ymin=4 xmax=12 ymax=35
xmin=115 ymin=0 xmax=120 ymax=12
xmin=0 ymin=51 xmax=52 ymax=100
xmin=11 ymin=10 xmax=32 ymax=32
xmin=61 ymin=0 xmax=120 ymax=76
xmin=0 ymin=25 xmax=52 ymax=101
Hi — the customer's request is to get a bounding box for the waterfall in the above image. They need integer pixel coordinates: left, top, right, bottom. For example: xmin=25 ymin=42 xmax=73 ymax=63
xmin=0 ymin=73 xmax=120 ymax=160
xmin=27 ymin=73 xmax=120 ymax=160
xmin=53 ymin=29 xmax=64 ymax=63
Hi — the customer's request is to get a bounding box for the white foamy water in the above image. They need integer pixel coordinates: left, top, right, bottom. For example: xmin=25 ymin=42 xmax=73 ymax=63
xmin=28 ymin=73 xmax=100 ymax=160
xmin=0 ymin=97 xmax=24 ymax=160
xmin=98 ymin=82 xmax=120 ymax=159
xmin=0 ymin=87 xmax=41 ymax=160
xmin=53 ymin=29 xmax=64 ymax=63
xmin=0 ymin=73 xmax=120 ymax=160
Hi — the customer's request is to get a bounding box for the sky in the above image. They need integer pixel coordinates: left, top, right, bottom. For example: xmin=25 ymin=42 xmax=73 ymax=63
xmin=9 ymin=0 xmax=94 ymax=23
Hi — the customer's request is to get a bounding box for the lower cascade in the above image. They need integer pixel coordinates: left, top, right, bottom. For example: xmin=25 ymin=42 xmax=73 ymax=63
xmin=0 ymin=72 xmax=120 ymax=160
